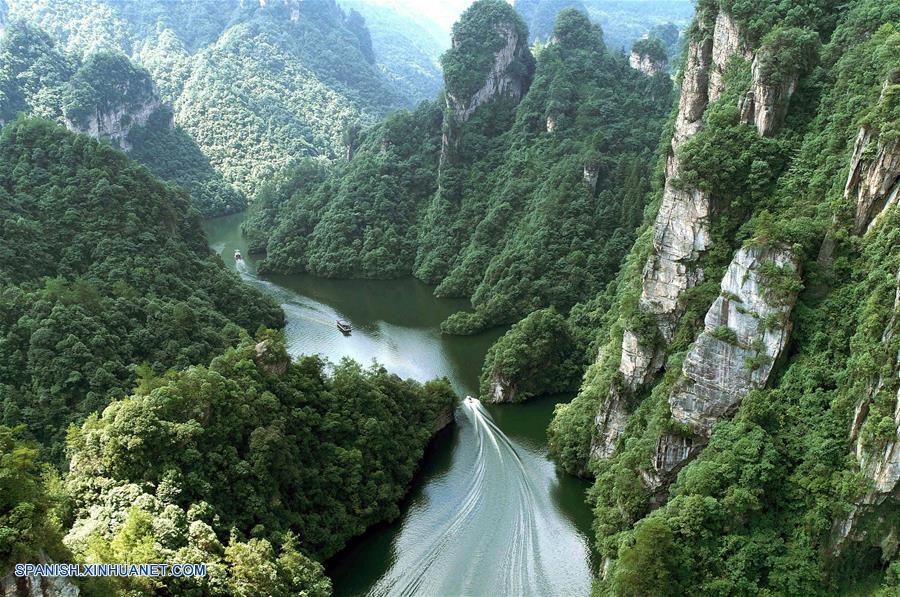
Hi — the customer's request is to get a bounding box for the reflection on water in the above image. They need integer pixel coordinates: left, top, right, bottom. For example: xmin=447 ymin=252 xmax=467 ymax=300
xmin=205 ymin=213 xmax=597 ymax=596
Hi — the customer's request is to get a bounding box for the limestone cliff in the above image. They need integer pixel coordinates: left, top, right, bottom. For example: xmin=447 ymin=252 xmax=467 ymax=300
xmin=445 ymin=26 xmax=531 ymax=125
xmin=62 ymin=53 xmax=165 ymax=152
xmin=650 ymin=245 xmax=799 ymax=486
xmin=488 ymin=371 xmax=518 ymax=403
xmin=65 ymin=97 xmax=162 ymax=151
xmin=591 ymin=10 xmax=750 ymax=460
xmin=629 ymin=50 xmax=667 ymax=77
xmin=440 ymin=5 xmax=533 ymax=168
xmin=834 ymin=269 xmax=899 ymax=556
xmin=245 ymin=0 xmax=301 ymax=21
xmin=845 ymin=78 xmax=900 ymax=234
xmin=739 ymin=54 xmax=799 ymax=136
xmin=1 ymin=556 xmax=79 ymax=597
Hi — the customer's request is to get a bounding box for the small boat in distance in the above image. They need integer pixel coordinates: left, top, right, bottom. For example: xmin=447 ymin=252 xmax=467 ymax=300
xmin=234 ymin=250 xmax=243 ymax=261
xmin=465 ymin=396 xmax=476 ymax=406
xmin=337 ymin=320 xmax=352 ymax=334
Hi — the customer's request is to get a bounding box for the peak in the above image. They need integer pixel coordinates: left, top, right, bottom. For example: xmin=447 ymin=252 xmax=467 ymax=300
xmin=552 ymin=7 xmax=603 ymax=50
xmin=442 ymin=0 xmax=533 ymax=102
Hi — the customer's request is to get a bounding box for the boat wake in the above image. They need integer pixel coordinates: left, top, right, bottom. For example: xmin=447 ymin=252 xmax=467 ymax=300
xmin=367 ymin=398 xmax=589 ymax=597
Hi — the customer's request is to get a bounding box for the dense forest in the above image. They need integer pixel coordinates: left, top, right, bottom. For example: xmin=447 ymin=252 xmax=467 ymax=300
xmin=1 ymin=0 xmax=440 ymax=215
xmin=2 ymin=0 xmax=899 ymax=594
xmin=0 ymin=119 xmax=456 ymax=595
xmin=247 ymin=1 xmax=674 ymax=348
xmin=0 ymin=118 xmax=282 ymax=457
xmin=539 ymin=0 xmax=900 ymax=593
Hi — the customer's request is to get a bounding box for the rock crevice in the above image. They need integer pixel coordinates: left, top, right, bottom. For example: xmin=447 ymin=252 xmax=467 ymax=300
xmin=845 ymin=125 xmax=900 ymax=235
xmin=646 ymin=245 xmax=799 ymax=488
xmin=739 ymin=54 xmax=799 ymax=137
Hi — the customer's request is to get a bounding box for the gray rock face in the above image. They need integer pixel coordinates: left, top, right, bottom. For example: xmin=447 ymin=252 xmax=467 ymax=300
xmin=445 ymin=24 xmax=529 ymax=125
xmin=739 ymin=54 xmax=798 ymax=136
xmin=835 ymin=270 xmax=900 ymax=554
xmin=668 ymin=245 xmax=798 ymax=436
xmin=851 ymin=268 xmax=900 ymax=497
xmin=65 ymin=97 xmax=161 ymax=152
xmin=643 ymin=246 xmax=798 ymax=490
xmin=583 ymin=162 xmax=599 ymax=192
xmin=2 ymin=556 xmax=80 ymax=597
xmin=440 ymin=22 xmax=530 ymax=168
xmin=629 ymin=51 xmax=666 ymax=77
xmin=709 ymin=12 xmax=751 ymax=102
xmin=252 ymin=0 xmax=301 ymax=20
xmin=487 ymin=371 xmax=517 ymax=403
xmin=618 ymin=329 xmax=664 ymax=394
xmin=590 ymin=11 xmax=751 ymax=461
xmin=845 ymin=126 xmax=900 ymax=234
xmin=254 ymin=339 xmax=290 ymax=376
xmin=591 ymin=389 xmax=630 ymax=460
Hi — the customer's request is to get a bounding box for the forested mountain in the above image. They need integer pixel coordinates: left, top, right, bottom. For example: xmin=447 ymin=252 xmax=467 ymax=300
xmin=0 ymin=118 xmax=282 ymax=458
xmin=2 ymin=0 xmax=435 ymax=214
xmin=0 ymin=119 xmax=457 ymax=596
xmin=0 ymin=21 xmax=245 ymax=216
xmin=247 ymin=1 xmax=674 ymax=343
xmin=532 ymin=0 xmax=900 ymax=592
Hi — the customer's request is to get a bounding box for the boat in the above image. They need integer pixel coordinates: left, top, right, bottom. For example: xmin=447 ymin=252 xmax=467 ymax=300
xmin=234 ymin=250 xmax=243 ymax=261
xmin=465 ymin=396 xmax=476 ymax=405
xmin=337 ymin=320 xmax=352 ymax=334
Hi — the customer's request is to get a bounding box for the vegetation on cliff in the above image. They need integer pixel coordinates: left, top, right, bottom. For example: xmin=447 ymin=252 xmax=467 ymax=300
xmin=545 ymin=0 xmax=900 ymax=592
xmin=0 ymin=119 xmax=283 ymax=458
xmin=250 ymin=5 xmax=673 ymax=345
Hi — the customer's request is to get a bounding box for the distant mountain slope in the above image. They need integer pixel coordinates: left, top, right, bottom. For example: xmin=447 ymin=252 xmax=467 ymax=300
xmin=340 ymin=0 xmax=446 ymax=104
xmin=3 ymin=0 xmax=421 ymax=204
xmin=515 ymin=0 xmax=694 ymax=50
xmin=0 ymin=21 xmax=244 ymax=216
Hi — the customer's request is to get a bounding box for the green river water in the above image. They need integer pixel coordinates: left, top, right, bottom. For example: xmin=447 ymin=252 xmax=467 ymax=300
xmin=204 ymin=212 xmax=597 ymax=596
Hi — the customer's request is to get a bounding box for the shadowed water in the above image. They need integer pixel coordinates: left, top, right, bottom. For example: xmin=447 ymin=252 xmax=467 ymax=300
xmin=205 ymin=213 xmax=596 ymax=596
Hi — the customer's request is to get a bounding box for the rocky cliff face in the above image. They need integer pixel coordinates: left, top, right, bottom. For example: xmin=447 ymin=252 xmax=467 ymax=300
xmin=590 ymin=11 xmax=751 ymax=460
xmin=739 ymin=54 xmax=799 ymax=136
xmin=487 ymin=371 xmax=517 ymax=403
xmin=591 ymin=392 xmax=631 ymax=460
xmin=852 ymin=268 xmax=899 ymax=492
xmin=648 ymin=245 xmax=799 ymax=487
xmin=834 ymin=269 xmax=899 ymax=554
xmin=1 ymin=556 xmax=80 ymax=597
xmin=440 ymin=20 xmax=532 ymax=168
xmin=629 ymin=51 xmax=667 ymax=77
xmin=65 ymin=97 xmax=162 ymax=151
xmin=247 ymin=0 xmax=301 ymax=21
xmin=709 ymin=12 xmax=751 ymax=102
xmin=845 ymin=82 xmax=900 ymax=234
xmin=445 ymin=24 xmax=530 ymax=125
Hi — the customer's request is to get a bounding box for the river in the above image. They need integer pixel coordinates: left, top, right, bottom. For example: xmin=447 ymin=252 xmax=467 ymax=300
xmin=204 ymin=213 xmax=596 ymax=596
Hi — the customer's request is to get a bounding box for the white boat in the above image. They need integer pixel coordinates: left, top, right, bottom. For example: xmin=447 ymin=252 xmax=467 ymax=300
xmin=234 ymin=250 xmax=243 ymax=261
